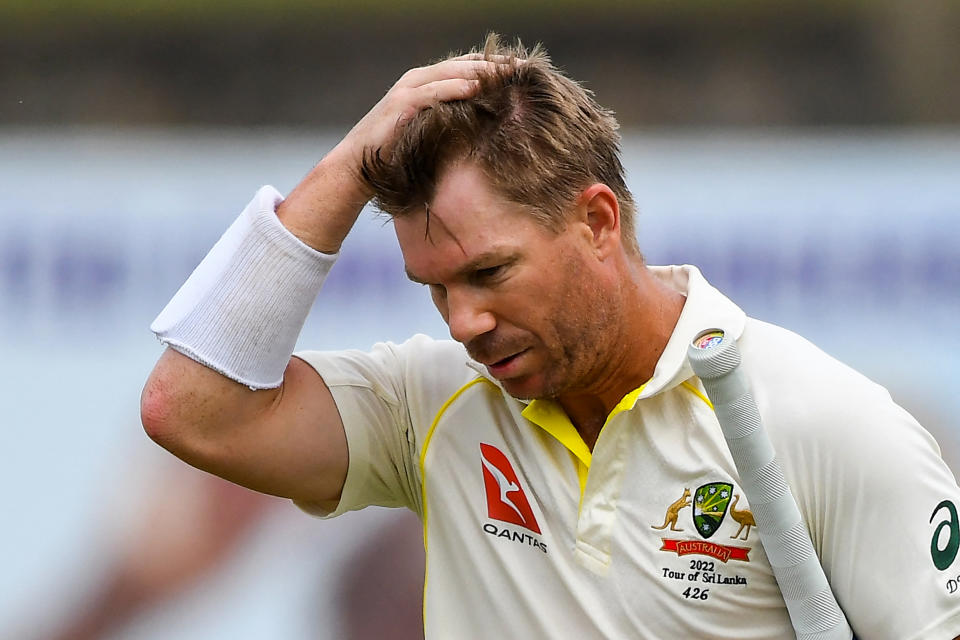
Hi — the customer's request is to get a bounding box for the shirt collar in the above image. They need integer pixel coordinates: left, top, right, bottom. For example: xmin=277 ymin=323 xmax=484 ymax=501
xmin=638 ymin=264 xmax=745 ymax=399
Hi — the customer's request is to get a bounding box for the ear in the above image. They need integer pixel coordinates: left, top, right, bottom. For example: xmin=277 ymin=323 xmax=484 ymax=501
xmin=577 ymin=183 xmax=621 ymax=259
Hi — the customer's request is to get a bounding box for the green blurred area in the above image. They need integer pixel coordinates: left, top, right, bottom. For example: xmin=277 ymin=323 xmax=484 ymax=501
xmin=0 ymin=0 xmax=866 ymax=23
xmin=1 ymin=0 xmax=957 ymax=126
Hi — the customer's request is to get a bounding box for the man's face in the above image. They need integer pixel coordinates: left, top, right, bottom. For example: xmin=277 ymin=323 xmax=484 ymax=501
xmin=394 ymin=162 xmax=619 ymax=400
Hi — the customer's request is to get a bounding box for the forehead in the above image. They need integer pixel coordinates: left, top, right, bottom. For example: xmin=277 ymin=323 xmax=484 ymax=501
xmin=393 ymin=162 xmax=550 ymax=280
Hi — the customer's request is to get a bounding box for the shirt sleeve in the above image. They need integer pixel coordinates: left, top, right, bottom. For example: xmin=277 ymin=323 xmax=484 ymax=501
xmin=747 ymin=324 xmax=960 ymax=639
xmin=292 ymin=340 xmax=422 ymax=519
xmin=290 ymin=335 xmax=472 ymax=521
xmin=815 ymin=394 xmax=960 ymax=639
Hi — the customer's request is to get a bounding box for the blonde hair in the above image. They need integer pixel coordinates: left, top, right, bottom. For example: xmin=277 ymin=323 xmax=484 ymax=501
xmin=361 ymin=33 xmax=639 ymax=254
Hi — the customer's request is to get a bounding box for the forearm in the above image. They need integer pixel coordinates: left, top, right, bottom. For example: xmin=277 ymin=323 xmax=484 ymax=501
xmin=143 ymin=147 xmax=364 ymax=449
xmin=277 ymin=142 xmax=372 ymax=253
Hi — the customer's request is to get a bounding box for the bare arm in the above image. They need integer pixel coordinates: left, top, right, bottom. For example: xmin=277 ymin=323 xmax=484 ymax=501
xmin=141 ymin=349 xmax=347 ymax=503
xmin=140 ymin=58 xmax=495 ymax=505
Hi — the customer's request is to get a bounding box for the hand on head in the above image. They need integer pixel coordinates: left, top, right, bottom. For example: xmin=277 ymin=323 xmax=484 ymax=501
xmin=339 ymin=56 xmax=515 ymax=179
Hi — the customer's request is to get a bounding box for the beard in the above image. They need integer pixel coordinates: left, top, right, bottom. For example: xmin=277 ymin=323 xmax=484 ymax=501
xmin=466 ymin=261 xmax=622 ymax=401
xmin=536 ymin=284 xmax=620 ymax=400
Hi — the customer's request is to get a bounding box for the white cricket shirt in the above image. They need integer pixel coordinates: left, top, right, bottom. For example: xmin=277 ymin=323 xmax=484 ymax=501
xmin=296 ymin=265 xmax=960 ymax=639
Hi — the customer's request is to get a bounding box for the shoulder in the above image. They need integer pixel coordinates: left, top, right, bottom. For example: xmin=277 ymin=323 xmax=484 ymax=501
xmin=736 ymin=316 xmax=952 ymax=520
xmin=296 ymin=334 xmax=479 ymax=411
xmin=736 ymin=323 xmax=960 ymax=637
xmin=735 ymin=317 xmax=947 ymax=493
xmin=737 ymin=317 xmax=902 ymax=430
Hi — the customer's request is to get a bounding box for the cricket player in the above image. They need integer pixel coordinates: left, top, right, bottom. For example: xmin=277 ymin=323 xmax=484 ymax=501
xmin=141 ymin=34 xmax=960 ymax=638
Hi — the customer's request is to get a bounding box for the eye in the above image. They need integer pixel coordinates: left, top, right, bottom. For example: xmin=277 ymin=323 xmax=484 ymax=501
xmin=472 ymin=265 xmax=505 ymax=284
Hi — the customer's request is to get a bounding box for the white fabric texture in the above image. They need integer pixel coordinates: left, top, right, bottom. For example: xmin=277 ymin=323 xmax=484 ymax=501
xmin=151 ymin=186 xmax=337 ymax=388
xmin=295 ymin=265 xmax=960 ymax=639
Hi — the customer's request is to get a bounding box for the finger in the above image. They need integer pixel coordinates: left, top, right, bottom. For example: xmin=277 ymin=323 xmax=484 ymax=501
xmin=448 ymin=52 xmax=519 ymax=64
xmin=406 ymin=77 xmax=481 ymax=112
xmin=398 ymin=59 xmax=504 ymax=88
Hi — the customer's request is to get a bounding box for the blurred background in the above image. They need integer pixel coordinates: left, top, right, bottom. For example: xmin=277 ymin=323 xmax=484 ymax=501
xmin=1 ymin=1 xmax=958 ymax=638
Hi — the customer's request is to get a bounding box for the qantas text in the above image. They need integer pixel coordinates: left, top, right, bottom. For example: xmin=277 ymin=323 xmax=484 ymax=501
xmin=482 ymin=523 xmax=548 ymax=553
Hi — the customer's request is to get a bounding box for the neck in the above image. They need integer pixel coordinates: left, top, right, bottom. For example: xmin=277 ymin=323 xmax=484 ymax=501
xmin=558 ymin=263 xmax=685 ymax=448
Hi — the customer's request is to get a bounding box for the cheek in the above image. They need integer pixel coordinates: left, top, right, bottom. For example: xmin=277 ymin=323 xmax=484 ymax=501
xmin=549 ymin=263 xmax=614 ymax=340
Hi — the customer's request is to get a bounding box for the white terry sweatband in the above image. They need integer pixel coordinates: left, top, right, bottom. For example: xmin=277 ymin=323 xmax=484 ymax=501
xmin=150 ymin=185 xmax=337 ymax=389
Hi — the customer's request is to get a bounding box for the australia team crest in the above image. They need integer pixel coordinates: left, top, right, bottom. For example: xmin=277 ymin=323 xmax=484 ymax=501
xmin=693 ymin=482 xmax=733 ymax=539
xmin=652 ymin=481 xmax=752 ymax=563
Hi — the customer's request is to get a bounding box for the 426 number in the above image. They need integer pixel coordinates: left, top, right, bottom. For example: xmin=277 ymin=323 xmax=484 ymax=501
xmin=682 ymin=587 xmax=709 ymax=601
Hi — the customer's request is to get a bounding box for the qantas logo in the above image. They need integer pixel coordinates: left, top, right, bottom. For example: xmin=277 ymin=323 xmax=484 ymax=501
xmin=479 ymin=443 xmax=541 ymax=534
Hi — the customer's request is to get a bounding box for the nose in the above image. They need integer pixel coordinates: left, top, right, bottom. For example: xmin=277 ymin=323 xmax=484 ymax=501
xmin=445 ymin=287 xmax=496 ymax=344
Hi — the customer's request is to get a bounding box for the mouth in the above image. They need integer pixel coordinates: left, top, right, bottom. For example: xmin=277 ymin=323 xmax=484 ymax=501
xmin=484 ymin=349 xmax=529 ymax=378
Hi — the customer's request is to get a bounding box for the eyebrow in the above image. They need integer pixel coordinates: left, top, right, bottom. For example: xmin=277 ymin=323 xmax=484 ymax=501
xmin=404 ymin=249 xmax=519 ymax=285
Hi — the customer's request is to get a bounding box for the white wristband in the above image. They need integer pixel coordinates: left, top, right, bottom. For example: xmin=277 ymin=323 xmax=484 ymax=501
xmin=150 ymin=185 xmax=337 ymax=389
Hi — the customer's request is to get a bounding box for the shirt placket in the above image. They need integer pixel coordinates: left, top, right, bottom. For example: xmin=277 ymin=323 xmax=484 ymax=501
xmin=523 ymin=390 xmax=645 ymax=575
xmin=573 ymin=409 xmax=631 ymax=574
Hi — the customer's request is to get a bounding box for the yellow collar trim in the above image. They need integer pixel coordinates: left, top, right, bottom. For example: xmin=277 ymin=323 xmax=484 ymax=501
xmin=603 ymin=383 xmax=648 ymax=427
xmin=521 ymin=382 xmax=649 ymax=467
xmin=522 ymin=399 xmax=593 ymax=469
xmin=521 ymin=383 xmax=648 ymax=501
